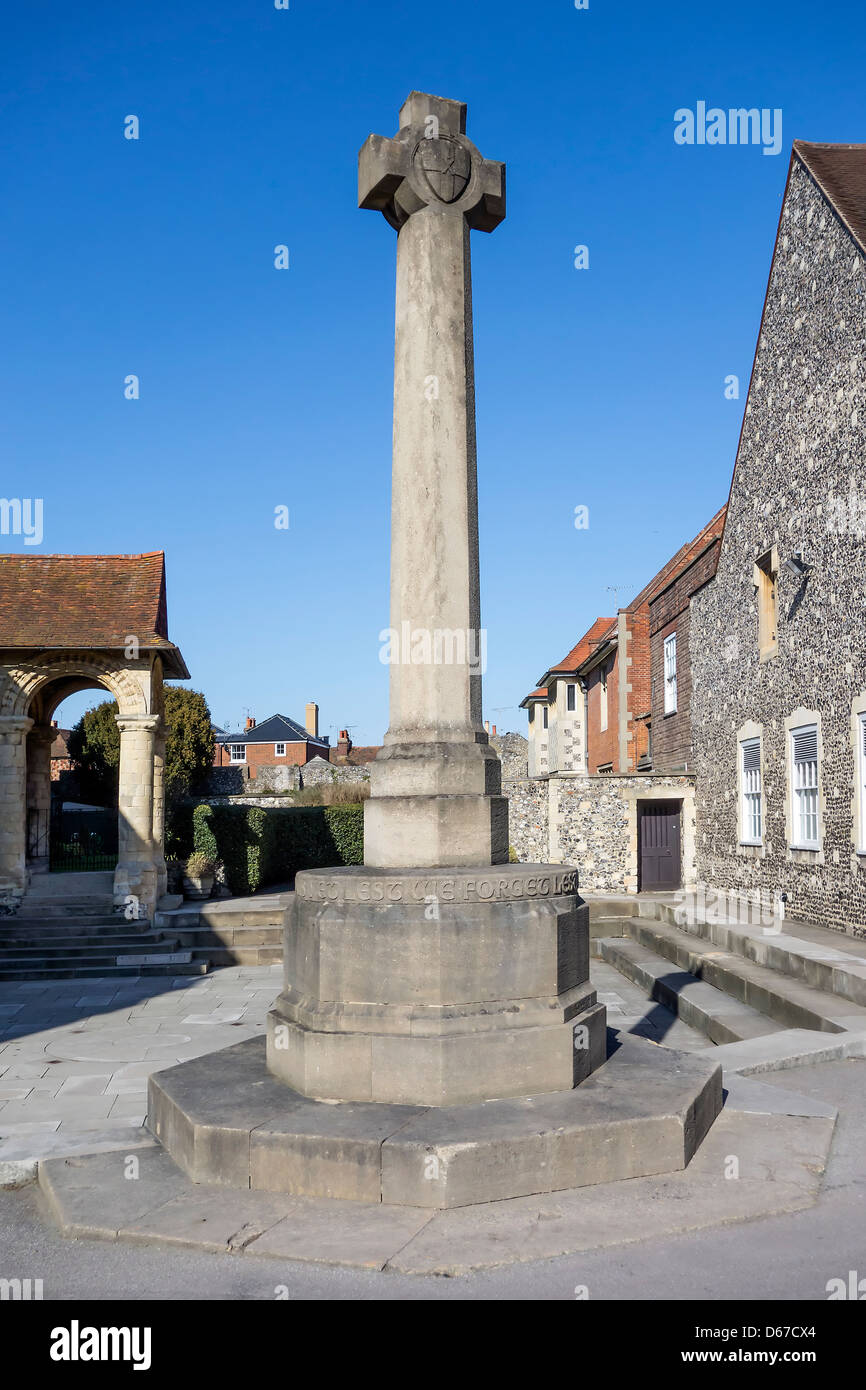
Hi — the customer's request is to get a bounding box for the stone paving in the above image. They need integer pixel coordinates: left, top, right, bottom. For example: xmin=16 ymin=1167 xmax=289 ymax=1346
xmin=0 ymin=960 xmax=708 ymax=1168
xmin=0 ymin=965 xmax=283 ymax=1161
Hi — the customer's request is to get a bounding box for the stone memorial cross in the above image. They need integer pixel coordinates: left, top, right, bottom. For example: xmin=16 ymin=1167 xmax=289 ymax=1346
xmin=359 ymin=92 xmax=508 ymax=868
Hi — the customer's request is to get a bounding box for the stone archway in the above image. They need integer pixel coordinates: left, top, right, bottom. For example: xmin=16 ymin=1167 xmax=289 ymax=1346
xmin=0 ymin=553 xmax=189 ymax=918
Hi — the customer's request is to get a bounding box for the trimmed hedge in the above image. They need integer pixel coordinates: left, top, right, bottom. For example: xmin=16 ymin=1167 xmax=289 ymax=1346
xmin=186 ymin=802 xmax=363 ymax=896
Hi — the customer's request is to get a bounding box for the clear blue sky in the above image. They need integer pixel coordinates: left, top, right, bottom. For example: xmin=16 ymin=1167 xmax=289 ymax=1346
xmin=2 ymin=0 xmax=863 ymax=743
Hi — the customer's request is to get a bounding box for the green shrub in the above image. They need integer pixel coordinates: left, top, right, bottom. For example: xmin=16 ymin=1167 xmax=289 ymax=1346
xmin=192 ymin=804 xmax=218 ymax=863
xmin=183 ymin=802 xmax=364 ymax=896
xmin=186 ymin=851 xmax=215 ymax=877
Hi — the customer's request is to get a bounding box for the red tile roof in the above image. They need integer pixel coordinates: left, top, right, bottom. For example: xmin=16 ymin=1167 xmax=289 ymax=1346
xmin=547 ymin=617 xmax=616 ymax=677
xmin=0 ymin=553 xmax=188 ymax=676
xmin=794 ymin=142 xmax=866 ymax=256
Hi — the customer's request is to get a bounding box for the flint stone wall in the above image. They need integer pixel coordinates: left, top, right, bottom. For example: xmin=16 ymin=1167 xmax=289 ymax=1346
xmin=300 ymin=756 xmax=371 ymax=787
xmin=690 ymin=155 xmax=866 ymax=936
xmin=506 ymin=773 xmax=697 ymax=893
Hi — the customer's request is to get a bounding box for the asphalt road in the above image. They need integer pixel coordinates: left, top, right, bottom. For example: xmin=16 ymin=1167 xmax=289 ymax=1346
xmin=1 ymin=1059 xmax=864 ymax=1301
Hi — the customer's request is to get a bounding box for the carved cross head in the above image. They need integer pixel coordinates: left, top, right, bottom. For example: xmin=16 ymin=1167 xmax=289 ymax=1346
xmin=359 ymin=91 xmax=506 ymax=232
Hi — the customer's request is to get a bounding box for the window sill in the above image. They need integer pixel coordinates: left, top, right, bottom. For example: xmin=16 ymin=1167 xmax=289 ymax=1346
xmin=787 ymin=844 xmax=824 ymax=866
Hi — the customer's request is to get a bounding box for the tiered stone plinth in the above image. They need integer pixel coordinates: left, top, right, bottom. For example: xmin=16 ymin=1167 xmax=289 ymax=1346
xmin=264 ymin=864 xmax=607 ymax=1106
xmin=148 ymin=1033 xmax=723 ymax=1209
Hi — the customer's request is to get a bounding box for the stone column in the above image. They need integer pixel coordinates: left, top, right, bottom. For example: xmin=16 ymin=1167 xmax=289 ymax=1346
xmin=25 ymin=724 xmax=55 ymax=875
xmin=152 ymin=729 xmax=167 ymax=900
xmin=265 ymin=92 xmax=607 ymax=1107
xmin=0 ymin=716 xmax=33 ymax=908
xmin=114 ymin=714 xmax=159 ymax=919
xmin=359 ymin=92 xmax=508 ymax=868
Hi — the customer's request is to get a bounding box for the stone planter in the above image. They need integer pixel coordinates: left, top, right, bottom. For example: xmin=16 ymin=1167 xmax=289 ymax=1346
xmin=182 ymin=873 xmax=214 ymax=901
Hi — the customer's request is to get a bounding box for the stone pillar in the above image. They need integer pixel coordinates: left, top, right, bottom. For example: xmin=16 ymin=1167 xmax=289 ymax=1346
xmin=0 ymin=716 xmax=33 ymax=908
xmin=152 ymin=729 xmax=167 ymax=900
xmin=114 ymin=714 xmax=159 ymax=919
xmin=359 ymin=92 xmax=508 ymax=868
xmin=264 ymin=95 xmax=607 ymax=1107
xmin=25 ymin=724 xmax=55 ymax=875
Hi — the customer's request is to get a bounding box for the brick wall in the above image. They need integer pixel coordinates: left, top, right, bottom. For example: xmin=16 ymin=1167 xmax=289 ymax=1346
xmin=215 ymin=740 xmax=324 ymax=778
xmin=586 ymin=656 xmax=619 ymax=771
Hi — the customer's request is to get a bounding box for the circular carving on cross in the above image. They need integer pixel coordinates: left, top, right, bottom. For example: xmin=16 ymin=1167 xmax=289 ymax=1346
xmin=413 ymin=137 xmax=472 ymax=204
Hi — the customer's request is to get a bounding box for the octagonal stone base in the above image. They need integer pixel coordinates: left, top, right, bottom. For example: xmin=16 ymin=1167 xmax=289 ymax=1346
xmin=265 ymin=864 xmax=606 ymax=1106
xmin=147 ymin=1033 xmax=723 ymax=1209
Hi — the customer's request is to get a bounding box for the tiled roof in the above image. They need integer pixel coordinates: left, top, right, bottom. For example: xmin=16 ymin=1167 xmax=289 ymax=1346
xmin=50 ymin=728 xmax=71 ymax=759
xmin=794 ymin=142 xmax=866 ymax=255
xmin=215 ymin=713 xmax=330 ymax=747
xmin=0 ymin=553 xmax=171 ymax=648
xmin=519 ymin=686 xmax=549 ymax=707
xmin=547 ymin=617 xmax=616 ymax=677
xmin=329 ymin=745 xmax=380 ymax=765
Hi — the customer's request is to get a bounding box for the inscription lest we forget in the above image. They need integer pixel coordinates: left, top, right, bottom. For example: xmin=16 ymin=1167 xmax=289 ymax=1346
xmin=296 ymin=870 xmax=578 ymax=904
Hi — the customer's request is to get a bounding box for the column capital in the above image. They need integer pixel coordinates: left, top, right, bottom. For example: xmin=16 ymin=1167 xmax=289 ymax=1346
xmin=28 ymin=724 xmax=58 ymax=746
xmin=0 ymin=716 xmax=34 ymax=736
xmin=116 ymin=714 xmax=161 ymax=735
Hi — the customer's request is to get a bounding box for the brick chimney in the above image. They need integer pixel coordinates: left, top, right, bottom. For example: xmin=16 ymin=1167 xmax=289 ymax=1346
xmin=305 ymin=702 xmax=319 ymax=738
xmin=484 ymin=720 xmax=489 ymax=733
xmin=491 ymin=724 xmax=497 ymax=737
xmin=337 ymin=729 xmax=352 ymax=757
xmin=245 ymin=715 xmax=255 ymax=731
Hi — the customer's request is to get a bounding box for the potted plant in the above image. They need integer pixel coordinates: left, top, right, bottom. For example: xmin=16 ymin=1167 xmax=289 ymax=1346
xmin=183 ymin=851 xmax=216 ymax=901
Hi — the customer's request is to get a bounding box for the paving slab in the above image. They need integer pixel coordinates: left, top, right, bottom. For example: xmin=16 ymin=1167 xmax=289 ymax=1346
xmin=37 ymin=1102 xmax=833 ymax=1274
xmin=714 ymin=1027 xmax=866 ymax=1075
xmin=40 ymin=1147 xmax=189 ymax=1236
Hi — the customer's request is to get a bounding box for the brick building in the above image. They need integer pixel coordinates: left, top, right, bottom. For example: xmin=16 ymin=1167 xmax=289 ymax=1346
xmin=49 ymin=723 xmax=73 ymax=781
xmin=214 ymin=704 xmax=330 ymax=778
xmin=648 ymin=507 xmax=726 ymax=772
xmin=523 ymin=515 xmax=725 ymax=778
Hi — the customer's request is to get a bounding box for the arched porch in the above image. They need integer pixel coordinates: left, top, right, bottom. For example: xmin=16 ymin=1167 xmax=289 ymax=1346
xmin=0 ymin=553 xmax=189 ymax=920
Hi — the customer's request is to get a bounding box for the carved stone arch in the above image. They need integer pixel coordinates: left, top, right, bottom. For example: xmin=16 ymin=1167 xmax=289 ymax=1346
xmin=4 ymin=651 xmax=149 ymax=720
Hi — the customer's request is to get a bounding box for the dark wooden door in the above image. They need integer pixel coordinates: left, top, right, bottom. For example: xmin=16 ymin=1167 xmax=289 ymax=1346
xmin=638 ymin=801 xmax=681 ymax=890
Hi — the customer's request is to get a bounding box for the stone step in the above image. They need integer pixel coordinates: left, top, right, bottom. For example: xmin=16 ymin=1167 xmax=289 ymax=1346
xmin=597 ymin=937 xmax=787 ymax=1045
xmin=0 ymin=959 xmax=208 ymax=981
xmin=623 ymin=917 xmax=866 ymax=1035
xmin=0 ymin=937 xmax=180 ymax=960
xmin=0 ymin=931 xmax=163 ymax=949
xmin=17 ymin=904 xmax=117 ymax=919
xmin=2 ymin=916 xmax=137 ymax=934
xmin=22 ymin=871 xmax=114 ymax=898
xmin=648 ymin=903 xmax=866 ymax=1009
xmin=188 ymin=945 xmax=282 ymax=967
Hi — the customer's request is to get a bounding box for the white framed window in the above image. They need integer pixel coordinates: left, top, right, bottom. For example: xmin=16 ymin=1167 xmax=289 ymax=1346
xmin=741 ymin=737 xmax=762 ymax=844
xmin=566 ymin=683 xmax=576 ymax=712
xmin=663 ymin=633 xmax=677 ymax=714
xmin=542 ymin=705 xmax=549 ymax=730
xmin=791 ymin=724 xmax=819 ymax=848
xmin=229 ymin=744 xmax=246 ymax=763
xmin=275 ymin=743 xmax=286 ymax=757
xmin=858 ymin=714 xmax=866 ymax=853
